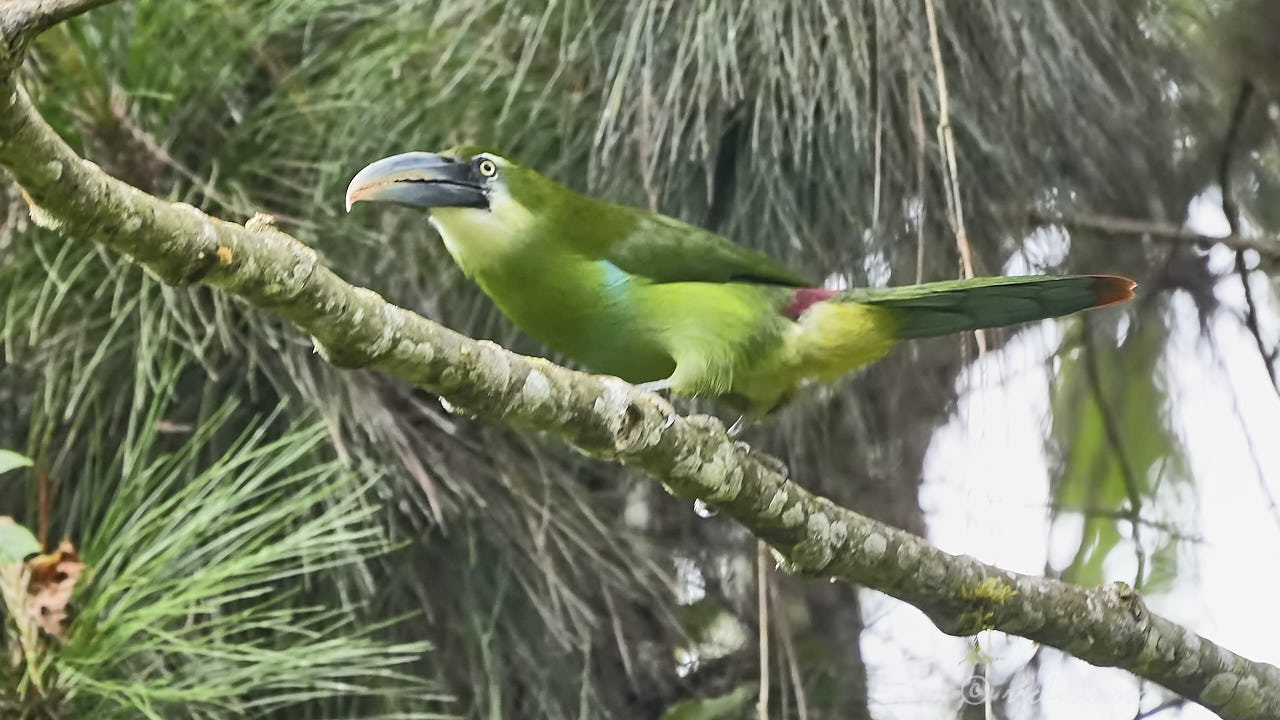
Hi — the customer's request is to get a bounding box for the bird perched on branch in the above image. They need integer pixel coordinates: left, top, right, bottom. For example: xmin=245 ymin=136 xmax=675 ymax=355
xmin=346 ymin=147 xmax=1135 ymax=418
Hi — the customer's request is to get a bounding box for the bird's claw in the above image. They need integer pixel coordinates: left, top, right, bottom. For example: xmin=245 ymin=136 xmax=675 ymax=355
xmin=733 ymin=439 xmax=789 ymax=477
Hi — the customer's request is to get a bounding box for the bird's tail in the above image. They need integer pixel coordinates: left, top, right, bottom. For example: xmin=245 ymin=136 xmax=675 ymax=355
xmin=836 ymin=274 xmax=1136 ymax=339
xmin=788 ymin=275 xmax=1135 ymax=384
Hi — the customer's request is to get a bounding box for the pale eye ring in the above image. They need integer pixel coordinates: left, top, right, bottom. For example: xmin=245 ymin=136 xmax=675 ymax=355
xmin=477 ymin=158 xmax=497 ymax=178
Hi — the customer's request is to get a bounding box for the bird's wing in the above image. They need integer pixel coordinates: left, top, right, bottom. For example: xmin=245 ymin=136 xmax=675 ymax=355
xmin=603 ymin=212 xmax=812 ymax=286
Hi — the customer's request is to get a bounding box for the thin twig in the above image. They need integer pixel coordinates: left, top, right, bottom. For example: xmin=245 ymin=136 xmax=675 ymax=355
xmin=1213 ymin=80 xmax=1280 ymax=533
xmin=1217 ymin=80 xmax=1280 ymax=395
xmin=1134 ymin=697 xmax=1187 ymax=720
xmin=870 ymin=0 xmax=883 ymax=230
xmin=922 ymin=0 xmax=975 ymax=280
xmin=1218 ymin=80 xmax=1254 ymax=236
xmin=984 ymin=658 xmax=993 ymax=720
xmin=602 ymin=587 xmax=636 ymax=686
xmin=910 ymin=78 xmax=927 ymax=284
xmin=1031 ymin=209 xmax=1280 ymax=263
xmin=1045 ymin=503 xmax=1204 ymax=544
xmin=1082 ymin=322 xmax=1147 ymax=587
xmin=757 ymin=540 xmax=770 ymax=720
xmin=37 ymin=467 xmax=51 ymax=551
xmin=1234 ymin=252 xmax=1277 ymax=390
xmin=770 ymin=583 xmax=809 ymax=720
xmin=923 ymin=0 xmax=983 ymax=354
xmin=1208 ymin=342 xmax=1280 ymax=536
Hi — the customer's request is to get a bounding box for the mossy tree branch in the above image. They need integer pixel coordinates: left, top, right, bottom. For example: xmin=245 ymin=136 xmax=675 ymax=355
xmin=2 ymin=2 xmax=1279 ymax=717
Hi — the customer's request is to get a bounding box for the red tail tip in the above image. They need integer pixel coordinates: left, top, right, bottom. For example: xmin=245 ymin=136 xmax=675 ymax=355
xmin=1090 ymin=275 xmax=1138 ymax=308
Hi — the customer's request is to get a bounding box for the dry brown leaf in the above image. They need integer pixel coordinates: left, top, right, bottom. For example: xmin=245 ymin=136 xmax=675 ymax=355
xmin=26 ymin=539 xmax=84 ymax=639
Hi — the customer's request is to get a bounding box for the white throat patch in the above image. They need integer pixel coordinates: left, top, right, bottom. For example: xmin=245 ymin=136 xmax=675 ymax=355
xmin=429 ymin=183 xmax=534 ymax=275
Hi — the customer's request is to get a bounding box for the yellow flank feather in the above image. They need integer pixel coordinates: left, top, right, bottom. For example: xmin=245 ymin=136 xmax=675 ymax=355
xmin=639 ymin=281 xmax=775 ymax=397
xmin=787 ymin=301 xmax=900 ymax=382
xmin=723 ymin=301 xmax=901 ymax=416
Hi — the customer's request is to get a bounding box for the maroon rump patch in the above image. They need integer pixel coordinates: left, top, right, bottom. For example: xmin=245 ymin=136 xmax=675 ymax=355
xmin=783 ymin=288 xmax=837 ymax=320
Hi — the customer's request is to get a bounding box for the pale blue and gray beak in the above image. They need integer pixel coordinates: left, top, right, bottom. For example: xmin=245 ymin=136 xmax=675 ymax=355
xmin=345 ymin=152 xmax=488 ymax=212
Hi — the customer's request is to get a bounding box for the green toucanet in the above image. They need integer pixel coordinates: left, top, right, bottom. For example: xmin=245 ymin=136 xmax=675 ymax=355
xmin=345 ymin=147 xmax=1135 ymax=417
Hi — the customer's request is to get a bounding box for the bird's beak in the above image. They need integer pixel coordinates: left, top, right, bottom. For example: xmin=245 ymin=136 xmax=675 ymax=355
xmin=345 ymin=152 xmax=488 ymax=212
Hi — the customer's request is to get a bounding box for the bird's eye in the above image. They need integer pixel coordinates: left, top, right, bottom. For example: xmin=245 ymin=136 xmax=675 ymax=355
xmin=476 ymin=158 xmax=497 ymax=178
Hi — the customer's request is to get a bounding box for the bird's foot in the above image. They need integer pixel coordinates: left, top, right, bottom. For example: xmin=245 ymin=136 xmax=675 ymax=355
xmin=726 ymin=415 xmax=750 ymax=438
xmin=632 ymin=378 xmax=678 ymax=422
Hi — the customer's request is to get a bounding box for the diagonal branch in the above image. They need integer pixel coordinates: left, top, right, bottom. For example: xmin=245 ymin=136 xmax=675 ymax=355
xmin=2 ymin=4 xmax=1280 ymax=718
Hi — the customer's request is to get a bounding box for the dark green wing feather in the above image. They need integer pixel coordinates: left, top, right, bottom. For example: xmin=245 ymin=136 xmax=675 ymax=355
xmin=838 ymin=275 xmax=1136 ymax=338
xmin=603 ymin=212 xmax=811 ymax=286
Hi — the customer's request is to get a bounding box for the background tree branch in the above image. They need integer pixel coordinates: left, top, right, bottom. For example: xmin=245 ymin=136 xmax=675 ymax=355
xmin=2 ymin=2 xmax=1279 ymax=718
xmin=1029 ymin=210 xmax=1280 ymax=265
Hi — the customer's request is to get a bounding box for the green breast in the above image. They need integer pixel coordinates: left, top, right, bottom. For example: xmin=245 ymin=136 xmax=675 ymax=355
xmin=472 ymin=251 xmax=676 ymax=383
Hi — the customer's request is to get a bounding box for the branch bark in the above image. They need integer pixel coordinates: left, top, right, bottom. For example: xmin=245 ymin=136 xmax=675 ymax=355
xmin=1030 ymin=209 xmax=1280 ymax=264
xmin=3 ymin=3 xmax=1279 ymax=718
xmin=0 ymin=0 xmax=115 ymax=63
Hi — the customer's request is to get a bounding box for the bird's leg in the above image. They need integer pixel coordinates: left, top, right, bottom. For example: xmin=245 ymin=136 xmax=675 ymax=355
xmin=636 ymin=378 xmax=673 ymax=393
xmin=726 ymin=415 xmax=749 ymax=438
